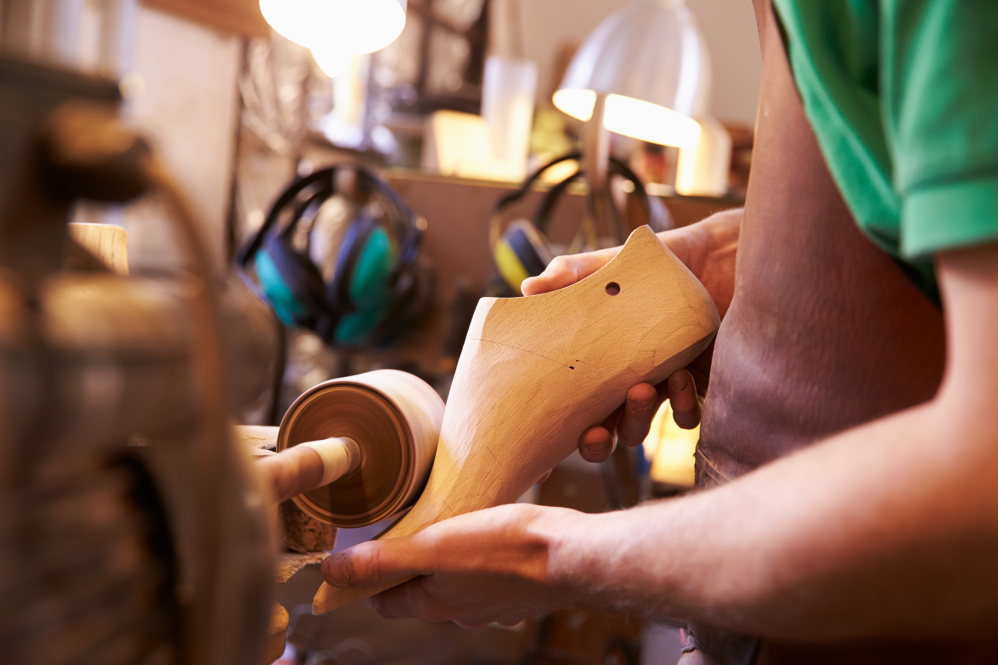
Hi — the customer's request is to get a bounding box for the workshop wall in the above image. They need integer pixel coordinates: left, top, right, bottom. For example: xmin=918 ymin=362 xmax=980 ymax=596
xmin=120 ymin=6 xmax=241 ymax=271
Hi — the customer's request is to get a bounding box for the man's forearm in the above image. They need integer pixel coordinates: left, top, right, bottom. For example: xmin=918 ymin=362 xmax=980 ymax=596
xmin=550 ymin=391 xmax=998 ymax=640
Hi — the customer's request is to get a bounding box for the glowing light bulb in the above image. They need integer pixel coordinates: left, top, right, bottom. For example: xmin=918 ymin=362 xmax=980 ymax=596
xmin=310 ymin=42 xmax=352 ymax=79
xmin=552 ymin=89 xmax=596 ymax=122
xmin=604 ymin=94 xmax=700 ymax=148
xmin=553 ymin=89 xmax=701 ymax=148
xmin=260 ymin=0 xmax=407 ymax=54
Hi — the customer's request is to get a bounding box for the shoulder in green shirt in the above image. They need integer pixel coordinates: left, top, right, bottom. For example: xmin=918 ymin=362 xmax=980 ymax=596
xmin=771 ymin=0 xmax=998 ymax=300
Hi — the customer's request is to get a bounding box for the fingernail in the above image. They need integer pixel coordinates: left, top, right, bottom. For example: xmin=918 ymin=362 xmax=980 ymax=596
xmin=587 ymin=443 xmax=610 ymax=456
xmin=323 ymin=552 xmax=351 ymax=587
xmin=670 ymin=375 xmax=688 ymax=392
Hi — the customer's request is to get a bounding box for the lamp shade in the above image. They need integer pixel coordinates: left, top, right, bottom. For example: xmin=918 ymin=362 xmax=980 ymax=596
xmin=260 ymin=0 xmax=407 ymax=55
xmin=554 ymin=0 xmax=710 ymax=147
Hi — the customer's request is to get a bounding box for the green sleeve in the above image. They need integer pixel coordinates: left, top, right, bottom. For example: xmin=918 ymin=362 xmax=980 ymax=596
xmin=883 ymin=1 xmax=998 ymax=258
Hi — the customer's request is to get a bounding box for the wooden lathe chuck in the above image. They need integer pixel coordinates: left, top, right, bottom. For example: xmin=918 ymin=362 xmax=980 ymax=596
xmin=250 ymin=370 xmax=444 ymax=528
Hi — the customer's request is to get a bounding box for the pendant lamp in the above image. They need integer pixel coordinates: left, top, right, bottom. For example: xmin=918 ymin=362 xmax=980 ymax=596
xmin=260 ymin=0 xmax=408 ymax=55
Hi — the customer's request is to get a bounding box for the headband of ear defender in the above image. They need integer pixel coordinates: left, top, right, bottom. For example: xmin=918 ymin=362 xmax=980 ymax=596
xmin=235 ymin=164 xmax=430 ymax=348
xmin=489 ymin=151 xmax=671 ymax=294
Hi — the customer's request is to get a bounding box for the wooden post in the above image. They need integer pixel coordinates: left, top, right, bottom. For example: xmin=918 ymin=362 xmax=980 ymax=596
xmin=68 ymin=222 xmax=128 ymax=274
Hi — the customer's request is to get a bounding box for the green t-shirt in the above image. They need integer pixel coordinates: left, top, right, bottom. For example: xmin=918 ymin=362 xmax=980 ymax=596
xmin=771 ymin=0 xmax=998 ymax=299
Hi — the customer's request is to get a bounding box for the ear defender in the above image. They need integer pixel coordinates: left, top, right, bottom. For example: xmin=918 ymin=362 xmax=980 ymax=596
xmin=331 ymin=222 xmax=398 ymax=346
xmin=489 ymin=152 xmax=670 ymax=295
xmin=493 ymin=220 xmax=554 ymax=294
xmin=256 ymin=232 xmax=329 ymax=328
xmin=254 ymin=248 xmax=304 ymax=326
xmin=235 ymin=165 xmax=431 ymax=349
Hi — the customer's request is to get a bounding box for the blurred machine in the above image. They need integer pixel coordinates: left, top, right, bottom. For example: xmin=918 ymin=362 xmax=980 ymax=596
xmin=0 ymin=56 xmax=278 ymax=665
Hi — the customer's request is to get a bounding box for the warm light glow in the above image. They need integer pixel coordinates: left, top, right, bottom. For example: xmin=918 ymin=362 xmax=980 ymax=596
xmin=310 ymin=43 xmax=352 ymax=79
xmin=260 ymin=0 xmax=406 ymax=54
xmin=552 ymin=88 xmax=596 ymax=122
xmin=553 ymin=89 xmax=701 ymax=148
xmin=643 ymin=401 xmax=698 ymax=488
xmin=604 ymin=94 xmax=700 ymax=147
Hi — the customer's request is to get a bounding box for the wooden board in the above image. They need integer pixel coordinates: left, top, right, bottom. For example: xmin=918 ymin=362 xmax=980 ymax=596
xmin=68 ymin=223 xmax=128 ymax=274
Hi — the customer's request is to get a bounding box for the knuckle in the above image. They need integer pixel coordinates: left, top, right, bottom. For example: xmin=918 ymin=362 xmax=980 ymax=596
xmin=457 ymin=619 xmax=488 ymax=629
xmin=495 ymin=502 xmax=521 ymax=519
xmin=347 ymin=543 xmax=385 ymax=586
xmin=341 ymin=555 xmax=357 ymax=585
xmin=618 ymin=426 xmax=648 ymax=448
xmin=424 ymin=607 xmax=448 ymax=623
xmin=548 ymin=255 xmax=570 ymax=271
xmin=421 ymin=599 xmax=450 ymax=623
xmin=411 ymin=582 xmax=452 ymax=623
xmin=366 ymin=546 xmax=385 ymax=585
xmin=368 ymin=596 xmax=391 ymax=619
xmin=408 ymin=581 xmax=439 ymax=621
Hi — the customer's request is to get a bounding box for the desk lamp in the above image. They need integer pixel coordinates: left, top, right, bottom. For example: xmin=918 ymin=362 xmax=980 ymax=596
xmin=554 ymin=0 xmax=709 ymax=231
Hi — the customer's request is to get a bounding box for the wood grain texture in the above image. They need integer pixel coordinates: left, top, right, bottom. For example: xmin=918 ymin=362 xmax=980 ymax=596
xmin=313 ymin=225 xmax=720 ymax=612
xmin=276 ymin=552 xmax=327 ymax=584
xmin=239 ymin=373 xmax=444 ymax=575
xmin=68 ymin=223 xmax=128 ymax=274
xmin=279 ymin=370 xmax=444 ymax=528
xmin=238 ymin=373 xmax=443 ymax=528
xmin=238 ymin=425 xmax=278 ymax=452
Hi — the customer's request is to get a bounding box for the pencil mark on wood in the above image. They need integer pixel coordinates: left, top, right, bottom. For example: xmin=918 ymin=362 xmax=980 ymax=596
xmin=469 ymin=336 xmax=574 ymax=369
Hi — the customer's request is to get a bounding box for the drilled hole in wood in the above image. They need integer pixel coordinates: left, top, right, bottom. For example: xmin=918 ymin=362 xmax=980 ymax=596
xmin=605 ymin=282 xmax=620 ymax=296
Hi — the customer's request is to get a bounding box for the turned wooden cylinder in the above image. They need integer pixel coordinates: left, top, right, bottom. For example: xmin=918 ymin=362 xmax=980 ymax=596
xmin=274 ymin=370 xmax=443 ymax=528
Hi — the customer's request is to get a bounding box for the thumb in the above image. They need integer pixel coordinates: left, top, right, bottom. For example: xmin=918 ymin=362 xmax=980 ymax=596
xmin=521 ymin=247 xmax=619 ymax=296
xmin=322 ymin=538 xmax=424 ymax=589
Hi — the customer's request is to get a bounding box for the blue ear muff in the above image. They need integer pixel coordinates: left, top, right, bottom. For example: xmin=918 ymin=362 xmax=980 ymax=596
xmin=258 ymin=233 xmax=329 ymax=329
xmin=329 ymin=218 xmax=397 ymax=346
xmin=254 ymin=247 xmax=306 ymax=326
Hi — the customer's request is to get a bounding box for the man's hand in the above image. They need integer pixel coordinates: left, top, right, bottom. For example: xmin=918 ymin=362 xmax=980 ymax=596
xmin=521 ymin=209 xmax=741 ymax=463
xmin=321 ymin=504 xmax=585 ymax=628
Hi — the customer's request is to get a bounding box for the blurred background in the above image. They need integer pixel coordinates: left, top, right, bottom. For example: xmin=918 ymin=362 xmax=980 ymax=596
xmin=0 ymin=1 xmax=760 ymax=663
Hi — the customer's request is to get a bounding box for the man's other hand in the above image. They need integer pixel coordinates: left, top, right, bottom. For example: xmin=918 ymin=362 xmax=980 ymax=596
xmin=321 ymin=504 xmax=584 ymax=628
